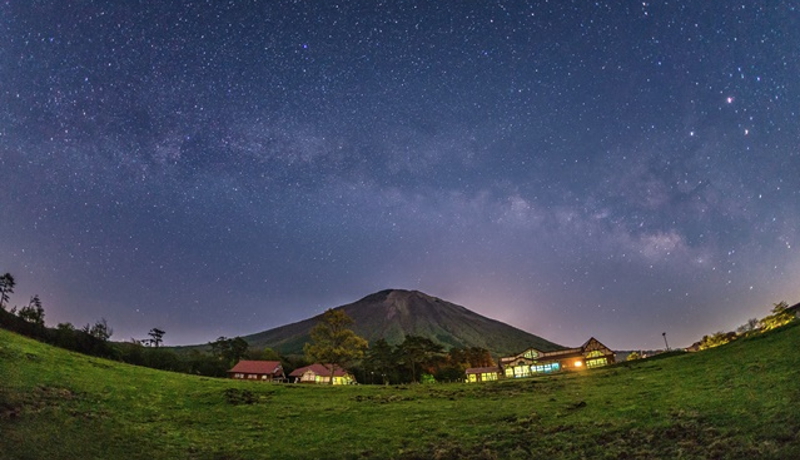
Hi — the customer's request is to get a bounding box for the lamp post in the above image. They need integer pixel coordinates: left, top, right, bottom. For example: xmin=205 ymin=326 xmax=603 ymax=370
xmin=662 ymin=332 xmax=670 ymax=351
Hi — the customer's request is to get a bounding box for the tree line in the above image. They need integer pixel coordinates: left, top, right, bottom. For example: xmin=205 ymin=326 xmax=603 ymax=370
xmin=2 ymin=273 xmax=495 ymax=383
xmin=0 ymin=272 xmax=298 ymax=377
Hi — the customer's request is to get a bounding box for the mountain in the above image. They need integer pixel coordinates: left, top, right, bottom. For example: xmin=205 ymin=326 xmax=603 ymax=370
xmin=241 ymin=289 xmax=563 ymax=356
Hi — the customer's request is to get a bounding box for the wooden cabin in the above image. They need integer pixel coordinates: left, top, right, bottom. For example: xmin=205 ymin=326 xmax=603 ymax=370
xmin=227 ymin=360 xmax=285 ymax=382
xmin=289 ymin=363 xmax=355 ymax=385
xmin=499 ymin=337 xmax=615 ymax=379
xmin=465 ymin=366 xmax=502 ymax=383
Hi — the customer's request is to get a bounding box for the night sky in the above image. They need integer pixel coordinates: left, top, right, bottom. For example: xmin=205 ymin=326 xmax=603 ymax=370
xmin=2 ymin=1 xmax=799 ymax=350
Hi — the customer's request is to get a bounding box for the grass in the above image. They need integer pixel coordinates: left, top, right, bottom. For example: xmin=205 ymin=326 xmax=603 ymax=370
xmin=2 ymin=322 xmax=800 ymax=459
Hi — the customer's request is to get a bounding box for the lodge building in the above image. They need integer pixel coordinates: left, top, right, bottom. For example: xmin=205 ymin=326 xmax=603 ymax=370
xmin=499 ymin=337 xmax=615 ymax=378
xmin=466 ymin=337 xmax=615 ymax=382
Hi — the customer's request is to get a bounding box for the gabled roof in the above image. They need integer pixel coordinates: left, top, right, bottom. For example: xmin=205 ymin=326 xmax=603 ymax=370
xmin=501 ymin=337 xmax=614 ymax=363
xmin=289 ymin=363 xmax=349 ymax=378
xmin=580 ymin=337 xmax=612 ymax=352
xmin=465 ymin=366 xmax=501 ymax=375
xmin=228 ymin=360 xmax=283 ymax=374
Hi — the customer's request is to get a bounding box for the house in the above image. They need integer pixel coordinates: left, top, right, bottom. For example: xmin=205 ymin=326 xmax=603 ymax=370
xmin=787 ymin=302 xmax=800 ymax=319
xmin=289 ymin=363 xmax=356 ymax=385
xmin=499 ymin=337 xmax=615 ymax=379
xmin=465 ymin=366 xmax=501 ymax=383
xmin=227 ymin=360 xmax=285 ymax=382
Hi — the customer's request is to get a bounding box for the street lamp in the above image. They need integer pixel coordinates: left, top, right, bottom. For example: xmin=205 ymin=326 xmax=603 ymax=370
xmin=662 ymin=332 xmax=670 ymax=351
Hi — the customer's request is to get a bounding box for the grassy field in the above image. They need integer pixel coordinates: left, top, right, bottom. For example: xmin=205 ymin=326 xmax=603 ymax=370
xmin=2 ymin=323 xmax=799 ymax=460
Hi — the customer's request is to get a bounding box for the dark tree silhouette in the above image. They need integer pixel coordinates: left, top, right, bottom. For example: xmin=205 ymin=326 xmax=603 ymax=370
xmin=18 ymin=295 xmax=45 ymax=327
xmin=397 ymin=335 xmax=444 ymax=383
xmin=148 ymin=328 xmax=166 ymax=347
xmin=210 ymin=336 xmax=250 ymax=367
xmin=363 ymin=338 xmax=397 ymax=385
xmin=84 ymin=318 xmax=113 ymax=341
xmin=0 ymin=272 xmax=15 ymax=310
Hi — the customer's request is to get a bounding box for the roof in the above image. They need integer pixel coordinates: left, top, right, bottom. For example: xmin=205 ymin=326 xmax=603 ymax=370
xmin=228 ymin=360 xmax=283 ymax=374
xmin=465 ymin=367 xmax=501 ymax=375
xmin=289 ymin=363 xmax=349 ymax=378
xmin=500 ymin=337 xmax=614 ymax=363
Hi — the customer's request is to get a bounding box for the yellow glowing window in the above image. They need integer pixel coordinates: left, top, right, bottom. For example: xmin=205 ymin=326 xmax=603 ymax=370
xmin=574 ymin=361 xmax=583 ymax=367
xmin=587 ymin=357 xmax=608 ymax=368
xmin=468 ymin=374 xmax=477 ymax=383
xmin=586 ymin=350 xmax=605 ymax=358
xmin=523 ymin=350 xmax=539 ymax=359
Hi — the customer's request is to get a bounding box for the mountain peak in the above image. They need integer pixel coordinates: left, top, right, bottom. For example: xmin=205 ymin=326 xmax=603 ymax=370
xmin=243 ymin=289 xmax=562 ymax=356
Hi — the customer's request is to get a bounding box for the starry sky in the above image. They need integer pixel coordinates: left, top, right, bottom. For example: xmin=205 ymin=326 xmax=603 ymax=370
xmin=2 ymin=1 xmax=799 ymax=350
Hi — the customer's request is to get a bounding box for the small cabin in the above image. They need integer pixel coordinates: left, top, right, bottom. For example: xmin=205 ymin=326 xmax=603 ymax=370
xmin=227 ymin=360 xmax=285 ymax=382
xmin=289 ymin=363 xmax=356 ymax=385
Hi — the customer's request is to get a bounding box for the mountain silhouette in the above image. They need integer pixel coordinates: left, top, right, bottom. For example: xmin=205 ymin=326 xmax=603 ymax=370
xmin=242 ymin=289 xmax=562 ymax=356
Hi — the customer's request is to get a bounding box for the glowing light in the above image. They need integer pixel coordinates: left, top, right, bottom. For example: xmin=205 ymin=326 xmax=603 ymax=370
xmin=575 ymin=361 xmax=583 ymax=367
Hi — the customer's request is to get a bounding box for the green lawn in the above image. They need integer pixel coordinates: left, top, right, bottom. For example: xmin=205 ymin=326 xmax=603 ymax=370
xmin=2 ymin=323 xmax=799 ymax=459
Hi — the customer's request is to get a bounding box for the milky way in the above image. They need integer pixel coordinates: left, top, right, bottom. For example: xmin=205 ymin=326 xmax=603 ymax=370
xmin=2 ymin=2 xmax=799 ymax=349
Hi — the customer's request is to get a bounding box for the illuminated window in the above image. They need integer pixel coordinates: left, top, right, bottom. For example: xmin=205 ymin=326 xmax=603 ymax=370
xmin=505 ymin=368 xmax=514 ymax=378
xmin=586 ymin=350 xmax=605 ymax=358
xmin=468 ymin=374 xmax=477 ymax=383
xmin=482 ymin=372 xmax=497 ymax=381
xmin=587 ymin=357 xmax=608 ymax=368
xmin=513 ymin=366 xmax=530 ymax=378
xmin=574 ymin=361 xmax=583 ymax=367
xmin=530 ymin=362 xmax=561 ymax=373
xmin=523 ymin=350 xmax=539 ymax=359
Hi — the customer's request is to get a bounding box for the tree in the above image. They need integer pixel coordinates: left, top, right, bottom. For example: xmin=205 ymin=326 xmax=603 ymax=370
xmin=759 ymin=302 xmax=795 ymax=331
xmin=84 ymin=318 xmax=113 ymax=341
xmin=0 ymin=273 xmax=16 ymax=310
xmin=736 ymin=318 xmax=760 ymax=335
xmin=397 ymin=335 xmax=445 ymax=383
xmin=209 ymin=336 xmax=250 ymax=367
xmin=148 ymin=328 xmax=166 ymax=347
xmin=363 ymin=338 xmax=398 ymax=384
xmin=626 ymin=351 xmax=641 ymax=361
xmin=17 ymin=295 xmax=45 ymax=327
xmin=245 ymin=347 xmax=281 ymax=361
xmin=304 ymin=309 xmax=368 ymax=385
xmin=698 ymin=331 xmax=736 ymax=350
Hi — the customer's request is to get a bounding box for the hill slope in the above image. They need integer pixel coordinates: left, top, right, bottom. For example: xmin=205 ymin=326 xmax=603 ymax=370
xmin=241 ymin=289 xmax=563 ymax=355
xmin=2 ymin=322 xmax=799 ymax=459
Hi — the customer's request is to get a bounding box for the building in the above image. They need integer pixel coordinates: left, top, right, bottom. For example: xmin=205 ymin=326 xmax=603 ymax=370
xmin=289 ymin=363 xmax=356 ymax=385
xmin=500 ymin=337 xmax=615 ymax=379
xmin=227 ymin=360 xmax=285 ymax=382
xmin=465 ymin=366 xmax=502 ymax=383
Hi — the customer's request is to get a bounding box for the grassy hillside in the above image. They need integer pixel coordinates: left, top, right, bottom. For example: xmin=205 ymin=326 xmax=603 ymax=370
xmin=2 ymin=322 xmax=800 ymax=459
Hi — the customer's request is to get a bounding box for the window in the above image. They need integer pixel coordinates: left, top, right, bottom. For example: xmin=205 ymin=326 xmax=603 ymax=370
xmin=481 ymin=372 xmax=497 ymax=381
xmin=586 ymin=357 xmax=608 ymax=368
xmin=523 ymin=349 xmax=539 ymax=359
xmin=468 ymin=374 xmax=477 ymax=383
xmin=505 ymin=368 xmax=514 ymax=378
xmin=586 ymin=350 xmax=605 ymax=358
xmin=530 ymin=362 xmax=560 ymax=373
xmin=513 ymin=365 xmax=530 ymax=378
